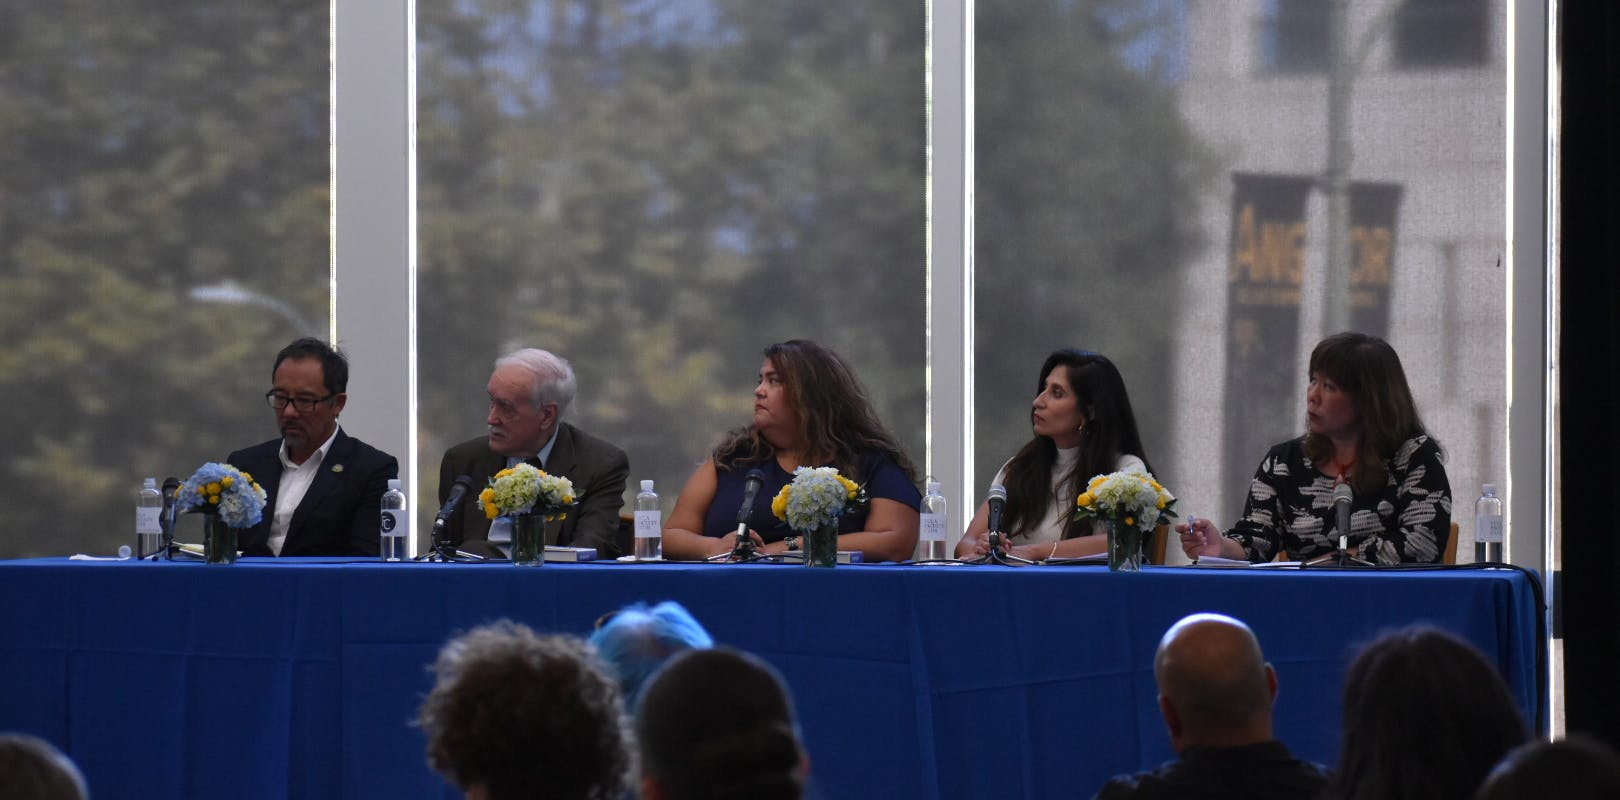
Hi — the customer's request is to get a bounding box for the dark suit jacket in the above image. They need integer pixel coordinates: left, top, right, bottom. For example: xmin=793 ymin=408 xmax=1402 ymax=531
xmin=227 ymin=429 xmax=399 ymax=557
xmin=437 ymin=422 xmax=629 ymax=559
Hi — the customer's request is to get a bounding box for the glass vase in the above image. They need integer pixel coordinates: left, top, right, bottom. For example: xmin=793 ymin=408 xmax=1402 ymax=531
xmin=805 ymin=523 xmax=837 ymax=568
xmin=511 ymin=514 xmax=544 ymax=566
xmin=203 ymin=513 xmax=237 ymax=565
xmin=1107 ymin=519 xmax=1142 ymax=573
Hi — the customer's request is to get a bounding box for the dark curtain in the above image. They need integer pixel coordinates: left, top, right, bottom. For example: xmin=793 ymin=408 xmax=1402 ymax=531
xmin=1559 ymin=0 xmax=1620 ymax=750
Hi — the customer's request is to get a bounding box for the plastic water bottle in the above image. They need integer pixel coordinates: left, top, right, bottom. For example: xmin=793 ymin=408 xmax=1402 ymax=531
xmin=380 ymin=479 xmax=408 ymax=562
xmin=635 ymin=480 xmax=662 ymax=560
xmin=1474 ymin=483 xmax=1503 ymax=563
xmin=136 ymin=477 xmax=163 ymax=559
xmin=919 ymin=480 xmax=947 ymax=561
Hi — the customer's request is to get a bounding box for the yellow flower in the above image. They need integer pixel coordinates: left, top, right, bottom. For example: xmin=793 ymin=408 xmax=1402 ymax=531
xmin=837 ymin=475 xmax=859 ymax=499
xmin=1157 ymin=497 xmax=1167 ymax=509
xmin=206 ymin=482 xmax=221 ymax=495
xmin=221 ymin=476 xmax=234 ymax=489
xmin=1076 ymin=492 xmax=1094 ymax=508
xmin=208 ymin=494 xmax=221 ymax=505
xmin=495 ymin=468 xmax=513 ymax=479
xmin=480 ymin=488 xmax=498 ymax=519
xmin=1089 ymin=476 xmax=1107 ymax=490
xmin=771 ymin=486 xmax=790 ymax=519
xmin=562 ymin=495 xmax=575 ymax=505
xmin=1125 ymin=515 xmax=1135 ymax=527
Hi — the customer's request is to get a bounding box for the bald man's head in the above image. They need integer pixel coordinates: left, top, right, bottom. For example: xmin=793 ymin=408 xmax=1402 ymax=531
xmin=1154 ymin=613 xmax=1276 ymax=749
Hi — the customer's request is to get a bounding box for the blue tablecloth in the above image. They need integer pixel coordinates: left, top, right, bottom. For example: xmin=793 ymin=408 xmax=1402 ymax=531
xmin=0 ymin=558 xmax=1540 ymax=799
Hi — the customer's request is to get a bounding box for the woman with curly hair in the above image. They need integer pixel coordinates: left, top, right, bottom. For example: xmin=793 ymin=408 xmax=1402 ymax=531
xmin=662 ymin=340 xmax=921 ymax=562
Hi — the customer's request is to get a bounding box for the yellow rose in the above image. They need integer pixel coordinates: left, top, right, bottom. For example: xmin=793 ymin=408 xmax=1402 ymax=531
xmin=495 ymin=468 xmax=513 ymax=479
xmin=1089 ymin=476 xmax=1106 ymax=490
xmin=1125 ymin=515 xmax=1135 ymax=527
xmin=221 ymin=476 xmax=234 ymax=489
xmin=1076 ymin=492 xmax=1094 ymax=508
xmin=208 ymin=494 xmax=221 ymax=505
xmin=837 ymin=475 xmax=859 ymax=498
xmin=771 ymin=487 xmax=790 ymax=519
xmin=206 ymin=482 xmax=221 ymax=495
xmin=1157 ymin=497 xmax=1167 ymax=509
xmin=562 ymin=495 xmax=575 ymax=505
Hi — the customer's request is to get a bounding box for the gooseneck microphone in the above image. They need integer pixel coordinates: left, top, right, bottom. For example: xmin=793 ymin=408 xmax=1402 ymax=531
xmin=433 ymin=475 xmax=476 ymax=540
xmin=986 ymin=484 xmax=1008 ymax=551
xmin=728 ymin=469 xmax=767 ymax=560
xmin=1332 ymin=481 xmax=1353 ymax=553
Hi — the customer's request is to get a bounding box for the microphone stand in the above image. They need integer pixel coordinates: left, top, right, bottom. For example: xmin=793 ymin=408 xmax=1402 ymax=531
xmin=960 ymin=527 xmax=1038 ymax=565
xmin=416 ymin=519 xmax=484 ymax=562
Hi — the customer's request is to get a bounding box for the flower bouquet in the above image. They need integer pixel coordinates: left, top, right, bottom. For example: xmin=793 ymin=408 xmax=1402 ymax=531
xmin=177 ymin=462 xmax=268 ymax=564
xmin=478 ymin=463 xmax=579 ymax=566
xmin=771 ymin=466 xmax=866 ymax=568
xmin=1073 ymin=469 xmax=1177 ymax=572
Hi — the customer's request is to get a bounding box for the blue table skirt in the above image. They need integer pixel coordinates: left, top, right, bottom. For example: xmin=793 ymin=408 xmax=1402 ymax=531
xmin=0 ymin=558 xmax=1540 ymax=800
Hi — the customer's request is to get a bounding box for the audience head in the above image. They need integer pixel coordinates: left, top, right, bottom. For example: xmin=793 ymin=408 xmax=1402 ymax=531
xmin=588 ymin=600 xmax=714 ymax=710
xmin=716 ymin=339 xmax=917 ymax=482
xmin=0 ymin=733 xmax=88 ymax=800
xmin=1003 ymin=348 xmax=1149 ymax=538
xmin=636 ymin=647 xmax=806 ymax=800
xmin=1303 ymin=332 xmax=1431 ymax=489
xmin=418 ymin=620 xmax=630 ymax=800
xmin=1475 ymin=736 xmax=1620 ymax=800
xmin=1325 ymin=625 xmax=1528 ymax=800
xmin=1152 ymin=613 xmax=1276 ymax=752
xmin=487 ymin=348 xmax=578 ymax=457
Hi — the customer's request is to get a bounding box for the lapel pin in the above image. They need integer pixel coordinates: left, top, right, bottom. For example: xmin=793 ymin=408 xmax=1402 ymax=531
xmin=331 ymin=464 xmax=345 ymax=473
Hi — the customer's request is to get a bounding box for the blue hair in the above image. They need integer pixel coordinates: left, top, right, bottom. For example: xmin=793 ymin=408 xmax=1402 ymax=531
xmin=588 ymin=601 xmax=714 ymax=709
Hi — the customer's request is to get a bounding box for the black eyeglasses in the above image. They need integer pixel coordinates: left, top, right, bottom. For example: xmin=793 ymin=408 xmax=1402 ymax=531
xmin=265 ymin=390 xmax=337 ymax=412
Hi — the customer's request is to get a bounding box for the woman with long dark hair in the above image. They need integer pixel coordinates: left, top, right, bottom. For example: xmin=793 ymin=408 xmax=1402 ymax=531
xmin=1178 ymin=332 xmax=1452 ymax=565
xmin=1322 ymin=626 xmax=1528 ymax=800
xmin=955 ymin=349 xmax=1153 ymax=561
xmin=662 ymin=340 xmax=921 ymax=562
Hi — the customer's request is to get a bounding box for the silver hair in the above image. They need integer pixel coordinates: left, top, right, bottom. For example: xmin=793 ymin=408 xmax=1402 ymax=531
xmin=494 ymin=348 xmax=577 ymax=419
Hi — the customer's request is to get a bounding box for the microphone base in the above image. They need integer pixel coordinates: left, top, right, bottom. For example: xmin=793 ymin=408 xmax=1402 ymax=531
xmin=957 ymin=535 xmax=1040 ymax=566
xmin=1304 ymin=550 xmax=1375 ymax=568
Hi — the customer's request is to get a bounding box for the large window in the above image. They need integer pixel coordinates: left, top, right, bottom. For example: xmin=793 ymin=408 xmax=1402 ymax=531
xmin=415 ymin=0 xmax=927 ymax=527
xmin=975 ymin=0 xmax=1509 ymax=557
xmin=0 ymin=1 xmax=1535 ymax=569
xmin=0 ymin=2 xmax=329 ymax=557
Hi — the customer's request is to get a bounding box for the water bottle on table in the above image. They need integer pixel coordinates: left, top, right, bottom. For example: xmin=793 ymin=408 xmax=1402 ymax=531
xmin=635 ymin=480 xmax=662 ymax=560
xmin=381 ymin=479 xmax=408 ymax=562
xmin=1474 ymin=483 xmax=1503 ymax=563
xmin=136 ymin=477 xmax=163 ymax=559
xmin=919 ymin=481 xmax=947 ymax=561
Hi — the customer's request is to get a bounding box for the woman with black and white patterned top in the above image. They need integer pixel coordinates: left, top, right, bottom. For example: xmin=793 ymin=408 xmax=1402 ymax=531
xmin=1178 ymin=332 xmax=1452 ymax=565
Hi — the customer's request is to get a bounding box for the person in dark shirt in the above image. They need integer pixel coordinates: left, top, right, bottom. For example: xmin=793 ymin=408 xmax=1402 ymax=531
xmin=1093 ymin=613 xmax=1329 ymax=800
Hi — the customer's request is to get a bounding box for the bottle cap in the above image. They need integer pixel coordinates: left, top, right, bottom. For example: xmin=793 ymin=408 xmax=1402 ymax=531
xmin=1482 ymin=483 xmax=1497 ymax=495
xmin=641 ymin=479 xmax=655 ymax=492
xmin=927 ymin=481 xmax=941 ymax=494
xmin=143 ymin=477 xmax=157 ymax=488
xmin=387 ymin=478 xmax=401 ymax=491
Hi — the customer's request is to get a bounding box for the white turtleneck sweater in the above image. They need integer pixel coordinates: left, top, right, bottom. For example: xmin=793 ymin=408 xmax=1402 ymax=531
xmin=992 ymin=448 xmax=1146 ymax=544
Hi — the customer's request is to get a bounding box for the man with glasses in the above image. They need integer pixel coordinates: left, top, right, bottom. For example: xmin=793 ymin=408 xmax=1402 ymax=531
xmin=436 ymin=348 xmax=628 ymax=559
xmin=226 ymin=337 xmax=399 ymax=557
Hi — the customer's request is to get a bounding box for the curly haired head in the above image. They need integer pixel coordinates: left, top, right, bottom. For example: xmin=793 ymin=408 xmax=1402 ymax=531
xmin=418 ymin=620 xmax=631 ymax=800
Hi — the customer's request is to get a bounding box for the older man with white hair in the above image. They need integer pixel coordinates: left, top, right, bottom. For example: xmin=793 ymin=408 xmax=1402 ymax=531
xmin=436 ymin=348 xmax=629 ymax=559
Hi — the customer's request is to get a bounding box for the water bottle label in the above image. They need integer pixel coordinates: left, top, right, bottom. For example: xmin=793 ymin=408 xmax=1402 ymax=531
xmin=635 ymin=509 xmax=660 ymax=539
xmin=1475 ymin=517 xmax=1503 ymax=543
xmin=921 ymin=513 xmax=946 ymax=542
xmin=136 ymin=507 xmax=162 ymax=535
xmin=381 ymin=510 xmax=409 ymax=539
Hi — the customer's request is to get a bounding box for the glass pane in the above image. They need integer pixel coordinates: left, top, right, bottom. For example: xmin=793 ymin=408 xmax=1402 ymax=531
xmin=417 ymin=1 xmax=927 ymax=531
xmin=0 ymin=2 xmax=330 ymax=557
xmin=975 ymin=0 xmax=1506 ymax=558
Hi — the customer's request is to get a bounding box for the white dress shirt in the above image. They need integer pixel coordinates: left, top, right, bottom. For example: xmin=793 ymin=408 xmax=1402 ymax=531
xmin=268 ymin=427 xmax=341 ymax=556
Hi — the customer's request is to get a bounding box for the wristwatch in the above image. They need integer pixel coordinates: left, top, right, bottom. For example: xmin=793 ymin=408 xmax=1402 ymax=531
xmin=784 ymin=535 xmax=801 ymax=551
